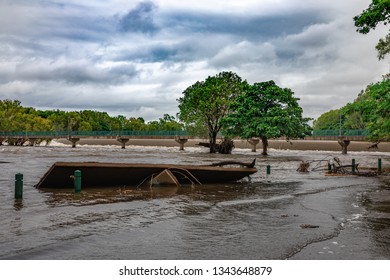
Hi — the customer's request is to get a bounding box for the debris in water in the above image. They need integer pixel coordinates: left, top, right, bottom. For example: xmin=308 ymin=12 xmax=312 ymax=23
xmin=300 ymin=224 xmax=319 ymax=229
xmin=296 ymin=156 xmax=386 ymax=177
xmin=297 ymin=161 xmax=310 ymax=172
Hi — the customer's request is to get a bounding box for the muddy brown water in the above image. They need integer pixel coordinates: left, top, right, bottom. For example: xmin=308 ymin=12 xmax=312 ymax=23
xmin=1 ymin=142 xmax=389 ymax=259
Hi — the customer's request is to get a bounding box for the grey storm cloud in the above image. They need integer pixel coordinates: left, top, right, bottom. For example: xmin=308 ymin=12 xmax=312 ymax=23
xmin=112 ymin=5 xmax=328 ymax=64
xmin=0 ymin=0 xmax=388 ymax=121
xmin=1 ymin=62 xmax=137 ymax=85
xmin=118 ymin=1 xmax=159 ymax=34
xmin=113 ymin=42 xmax=200 ymax=63
xmin=162 ymin=10 xmax=328 ymax=40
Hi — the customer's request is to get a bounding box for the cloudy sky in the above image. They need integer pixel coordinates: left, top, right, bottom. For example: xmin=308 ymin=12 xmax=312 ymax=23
xmin=0 ymin=0 xmax=388 ymax=121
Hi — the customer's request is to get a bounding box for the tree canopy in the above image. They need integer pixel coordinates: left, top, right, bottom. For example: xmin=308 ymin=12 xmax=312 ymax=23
xmin=344 ymin=77 xmax=390 ymax=140
xmin=0 ymin=100 xmax=51 ymax=133
xmin=354 ymin=0 xmax=390 ymax=59
xmin=0 ymin=99 xmax=183 ymax=136
xmin=222 ymin=81 xmax=312 ymax=155
xmin=314 ymin=77 xmax=390 ymax=141
xmin=177 ymin=71 xmax=246 ymax=153
xmin=312 ymin=109 xmax=342 ymax=131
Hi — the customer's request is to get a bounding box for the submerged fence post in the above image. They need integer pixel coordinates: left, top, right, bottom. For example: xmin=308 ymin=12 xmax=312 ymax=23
xmin=15 ymin=173 xmax=23 ymax=199
xmin=266 ymin=164 xmax=271 ymax=175
xmin=378 ymin=158 xmax=382 ymax=174
xmin=74 ymin=170 xmax=81 ymax=193
xmin=352 ymin=159 xmax=356 ymax=173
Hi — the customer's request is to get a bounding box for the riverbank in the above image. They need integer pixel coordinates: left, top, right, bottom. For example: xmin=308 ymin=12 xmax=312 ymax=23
xmin=54 ymin=138 xmax=390 ymax=152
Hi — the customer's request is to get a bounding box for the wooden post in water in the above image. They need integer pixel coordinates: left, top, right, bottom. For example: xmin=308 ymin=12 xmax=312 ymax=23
xmin=15 ymin=173 xmax=23 ymax=199
xmin=378 ymin=158 xmax=382 ymax=174
xmin=352 ymin=159 xmax=356 ymax=173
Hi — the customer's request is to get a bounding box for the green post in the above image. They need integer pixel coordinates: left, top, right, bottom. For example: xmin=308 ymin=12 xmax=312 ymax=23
xmin=74 ymin=170 xmax=81 ymax=193
xmin=352 ymin=159 xmax=356 ymax=173
xmin=15 ymin=173 xmax=23 ymax=199
xmin=266 ymin=164 xmax=271 ymax=175
xmin=378 ymin=158 xmax=382 ymax=174
xmin=327 ymin=163 xmax=332 ymax=172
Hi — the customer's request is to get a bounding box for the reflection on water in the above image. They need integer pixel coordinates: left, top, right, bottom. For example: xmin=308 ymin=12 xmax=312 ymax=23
xmin=0 ymin=144 xmax=389 ymax=259
xmin=13 ymin=200 xmax=24 ymax=211
xmin=41 ymin=185 xmax=187 ymax=207
xmin=40 ymin=181 xmax=301 ymax=208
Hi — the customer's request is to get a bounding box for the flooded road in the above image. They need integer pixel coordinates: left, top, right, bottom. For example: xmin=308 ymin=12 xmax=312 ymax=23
xmin=0 ymin=143 xmax=389 ymax=259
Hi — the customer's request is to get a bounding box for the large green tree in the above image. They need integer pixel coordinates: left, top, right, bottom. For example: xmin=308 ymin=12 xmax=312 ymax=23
xmin=222 ymin=81 xmax=312 ymax=155
xmin=354 ymin=0 xmax=390 ymax=59
xmin=177 ymin=71 xmax=246 ymax=153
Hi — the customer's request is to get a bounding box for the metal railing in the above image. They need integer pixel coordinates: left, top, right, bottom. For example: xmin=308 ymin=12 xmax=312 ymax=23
xmin=312 ymin=129 xmax=369 ymax=137
xmin=0 ymin=129 xmax=370 ymax=138
xmin=0 ymin=130 xmax=189 ymax=137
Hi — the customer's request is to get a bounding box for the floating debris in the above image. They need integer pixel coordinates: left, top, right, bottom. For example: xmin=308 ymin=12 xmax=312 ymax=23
xmin=296 ymin=161 xmax=310 ymax=172
xmin=367 ymin=142 xmax=380 ymax=150
xmin=296 ymin=156 xmax=387 ymax=177
xmin=300 ymin=224 xmax=319 ymax=229
xmin=197 ymin=138 xmax=235 ymax=154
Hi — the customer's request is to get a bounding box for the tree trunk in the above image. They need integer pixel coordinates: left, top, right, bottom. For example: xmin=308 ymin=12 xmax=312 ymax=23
xmin=261 ymin=137 xmax=268 ymax=156
xmin=209 ymin=132 xmax=218 ymax=153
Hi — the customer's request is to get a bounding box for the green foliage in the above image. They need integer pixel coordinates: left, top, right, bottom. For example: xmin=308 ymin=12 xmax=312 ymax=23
xmin=352 ymin=78 xmax=390 ymax=140
xmin=312 ymin=109 xmax=341 ymax=130
xmin=354 ymin=0 xmax=390 ymax=59
xmin=183 ymin=121 xmax=209 ymax=138
xmin=222 ymin=81 xmax=312 ymax=155
xmin=126 ymin=117 xmax=147 ymax=130
xmin=1 ymin=100 xmax=184 ymax=138
xmin=314 ymin=78 xmax=390 ymax=141
xmin=177 ymin=71 xmax=246 ymax=152
xmin=377 ymin=33 xmax=390 ymax=59
xmin=0 ymin=100 xmax=51 ymax=132
xmin=354 ymin=0 xmax=390 ymax=34
xmin=148 ymin=114 xmax=183 ymax=131
xmin=313 ymin=106 xmax=365 ymax=131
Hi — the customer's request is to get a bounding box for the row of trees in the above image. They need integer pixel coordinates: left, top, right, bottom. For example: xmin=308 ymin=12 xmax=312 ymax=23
xmin=313 ymin=76 xmax=390 ymax=141
xmin=314 ymin=1 xmax=390 ymax=141
xmin=0 ymin=100 xmax=183 ymax=134
xmin=1 ymin=72 xmax=312 ymax=155
xmin=177 ymin=72 xmax=312 ymax=154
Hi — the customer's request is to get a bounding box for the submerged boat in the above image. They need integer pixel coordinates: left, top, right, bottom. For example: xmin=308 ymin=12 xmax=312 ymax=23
xmin=35 ymin=160 xmax=257 ymax=189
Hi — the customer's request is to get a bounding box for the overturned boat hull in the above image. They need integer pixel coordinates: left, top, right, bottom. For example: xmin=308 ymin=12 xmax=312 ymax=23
xmin=35 ymin=161 xmax=257 ymax=189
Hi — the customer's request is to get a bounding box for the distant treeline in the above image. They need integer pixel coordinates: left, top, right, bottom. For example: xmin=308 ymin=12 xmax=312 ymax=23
xmin=0 ymin=100 xmax=183 ymax=133
xmin=313 ymin=77 xmax=389 ymax=141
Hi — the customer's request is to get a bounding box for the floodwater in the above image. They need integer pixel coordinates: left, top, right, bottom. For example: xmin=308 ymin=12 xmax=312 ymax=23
xmin=0 ymin=142 xmax=389 ymax=260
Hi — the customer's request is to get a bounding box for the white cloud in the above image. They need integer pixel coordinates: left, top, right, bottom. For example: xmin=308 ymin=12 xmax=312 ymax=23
xmin=210 ymin=41 xmax=277 ymax=68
